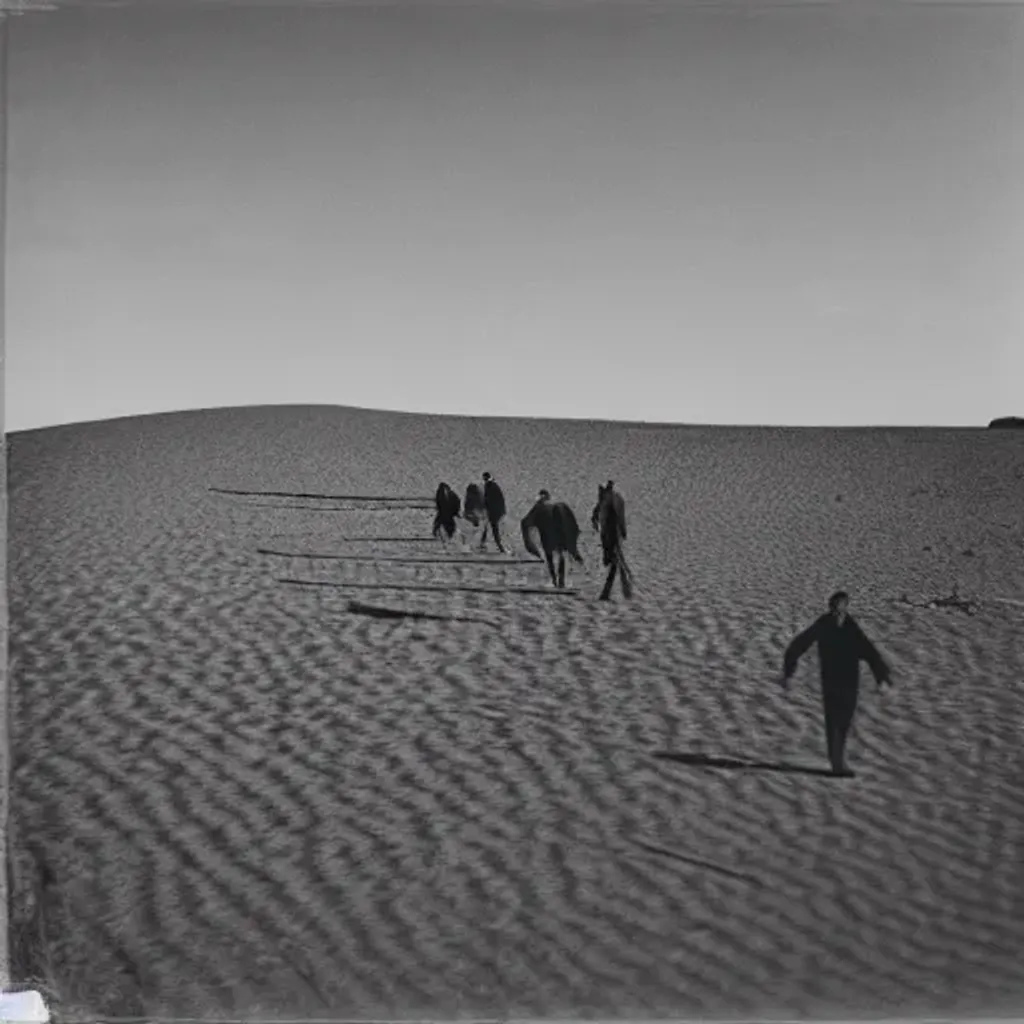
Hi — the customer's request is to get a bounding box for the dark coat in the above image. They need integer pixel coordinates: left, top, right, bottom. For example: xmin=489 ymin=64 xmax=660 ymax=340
xmin=433 ymin=483 xmax=461 ymax=538
xmin=464 ymin=483 xmax=485 ymax=525
xmin=521 ymin=499 xmax=582 ymax=561
xmin=784 ymin=614 xmax=890 ymax=702
xmin=596 ymin=490 xmax=627 ymax=566
xmin=483 ymin=479 xmax=506 ymax=522
xmin=435 ymin=482 xmax=460 ymax=519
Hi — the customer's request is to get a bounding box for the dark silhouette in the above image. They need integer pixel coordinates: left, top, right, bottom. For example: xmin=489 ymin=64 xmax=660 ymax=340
xmin=432 ymin=482 xmax=461 ymax=541
xmin=591 ymin=480 xmax=631 ymax=601
xmin=781 ymin=591 xmax=892 ymax=777
xmin=988 ymin=416 xmax=1024 ymax=429
xmin=521 ymin=490 xmax=584 ymax=588
xmin=463 ymin=482 xmax=485 ymax=527
xmin=481 ymin=472 xmax=507 ymax=553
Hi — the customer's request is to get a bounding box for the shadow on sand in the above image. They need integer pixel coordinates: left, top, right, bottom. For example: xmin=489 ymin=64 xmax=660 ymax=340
xmin=654 ymin=751 xmax=839 ymax=778
xmin=627 ymin=837 xmax=761 ymax=884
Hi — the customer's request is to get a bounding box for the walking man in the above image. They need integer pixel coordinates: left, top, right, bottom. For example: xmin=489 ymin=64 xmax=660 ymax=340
xmin=480 ymin=471 xmax=507 ymax=553
xmin=593 ymin=480 xmax=631 ymax=601
xmin=781 ymin=590 xmax=892 ymax=777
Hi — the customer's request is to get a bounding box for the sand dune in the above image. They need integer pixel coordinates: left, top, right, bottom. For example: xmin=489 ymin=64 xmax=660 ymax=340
xmin=6 ymin=406 xmax=1024 ymax=1020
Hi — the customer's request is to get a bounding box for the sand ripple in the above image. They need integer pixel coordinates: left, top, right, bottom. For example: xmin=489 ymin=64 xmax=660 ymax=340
xmin=6 ymin=408 xmax=1024 ymax=1020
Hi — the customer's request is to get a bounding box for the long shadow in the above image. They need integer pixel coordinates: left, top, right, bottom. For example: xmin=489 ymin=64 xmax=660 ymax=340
xmin=210 ymin=486 xmax=432 ymax=502
xmin=237 ymin=500 xmax=433 ymax=512
xmin=628 ymin=838 xmax=761 ymax=884
xmin=279 ymin=577 xmax=580 ymax=598
xmin=346 ymin=599 xmax=500 ymax=629
xmin=654 ymin=751 xmax=838 ymax=778
xmin=258 ymin=547 xmax=538 ymax=565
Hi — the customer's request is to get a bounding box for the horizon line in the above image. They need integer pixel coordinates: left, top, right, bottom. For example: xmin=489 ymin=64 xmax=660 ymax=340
xmin=3 ymin=401 xmax=1011 ymax=437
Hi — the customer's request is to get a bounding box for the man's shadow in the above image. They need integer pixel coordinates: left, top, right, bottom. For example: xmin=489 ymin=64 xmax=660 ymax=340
xmin=654 ymin=751 xmax=837 ymax=778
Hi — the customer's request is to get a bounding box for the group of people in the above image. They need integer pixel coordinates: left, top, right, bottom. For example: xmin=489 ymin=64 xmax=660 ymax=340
xmin=432 ymin=473 xmax=631 ymax=600
xmin=433 ymin=472 xmax=509 ymax=552
xmin=433 ymin=474 xmax=893 ymax=777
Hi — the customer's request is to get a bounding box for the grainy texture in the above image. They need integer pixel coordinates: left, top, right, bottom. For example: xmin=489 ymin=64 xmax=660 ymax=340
xmin=6 ymin=405 xmax=1024 ymax=1021
xmin=2 ymin=432 xmax=9 ymax=989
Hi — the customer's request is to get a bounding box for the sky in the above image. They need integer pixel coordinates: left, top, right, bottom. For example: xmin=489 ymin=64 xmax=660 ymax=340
xmin=4 ymin=0 xmax=1023 ymax=431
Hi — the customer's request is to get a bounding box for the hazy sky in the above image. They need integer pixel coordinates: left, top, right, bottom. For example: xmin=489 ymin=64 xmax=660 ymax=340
xmin=5 ymin=0 xmax=1023 ymax=431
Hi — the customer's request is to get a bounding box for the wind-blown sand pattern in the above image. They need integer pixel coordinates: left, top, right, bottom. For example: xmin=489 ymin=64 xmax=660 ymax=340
xmin=1 ymin=433 xmax=9 ymax=987
xmin=6 ymin=406 xmax=1024 ymax=1021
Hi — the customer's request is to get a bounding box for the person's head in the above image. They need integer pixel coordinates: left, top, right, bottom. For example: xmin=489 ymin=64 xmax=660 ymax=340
xmin=483 ymin=472 xmax=492 ymax=482
xmin=606 ymin=480 xmax=615 ymax=491
xmin=828 ymin=590 xmax=850 ymax=624
xmin=538 ymin=488 xmax=551 ymax=501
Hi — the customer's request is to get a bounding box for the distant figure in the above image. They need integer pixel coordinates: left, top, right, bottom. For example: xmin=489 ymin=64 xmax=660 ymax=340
xmin=781 ymin=591 xmax=893 ymax=777
xmin=432 ymin=482 xmax=461 ymax=541
xmin=521 ymin=489 xmax=583 ymax=588
xmin=481 ymin=472 xmax=507 ymax=553
xmin=463 ymin=482 xmax=485 ymax=528
xmin=592 ymin=480 xmax=631 ymax=601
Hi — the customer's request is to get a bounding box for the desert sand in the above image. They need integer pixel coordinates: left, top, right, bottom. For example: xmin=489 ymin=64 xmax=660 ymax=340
xmin=6 ymin=405 xmax=1023 ymax=1020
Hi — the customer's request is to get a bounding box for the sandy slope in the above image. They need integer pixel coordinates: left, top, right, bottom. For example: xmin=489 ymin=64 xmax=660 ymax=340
xmin=6 ymin=406 xmax=1024 ymax=1020
xmin=1 ymin=434 xmax=9 ymax=988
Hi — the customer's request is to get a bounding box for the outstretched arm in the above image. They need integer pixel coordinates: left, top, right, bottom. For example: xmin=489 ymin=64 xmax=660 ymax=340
xmin=783 ymin=617 xmax=823 ymax=680
xmin=854 ymin=622 xmax=892 ymax=685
